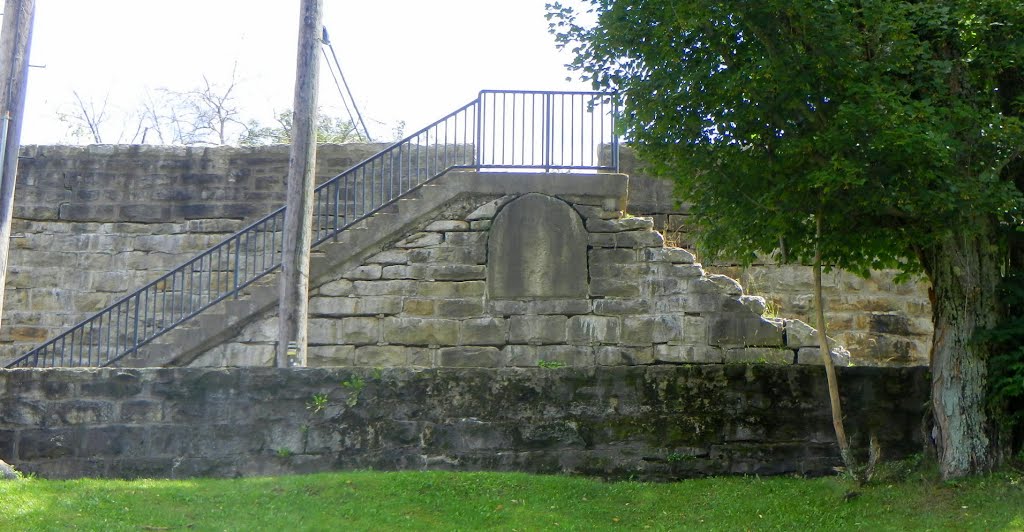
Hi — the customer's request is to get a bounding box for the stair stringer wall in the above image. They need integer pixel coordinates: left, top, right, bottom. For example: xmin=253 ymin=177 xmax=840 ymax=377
xmin=183 ymin=171 xmax=846 ymax=369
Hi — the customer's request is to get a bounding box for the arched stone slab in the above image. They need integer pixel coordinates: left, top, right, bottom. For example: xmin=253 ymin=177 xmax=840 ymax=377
xmin=487 ymin=193 xmax=588 ymax=299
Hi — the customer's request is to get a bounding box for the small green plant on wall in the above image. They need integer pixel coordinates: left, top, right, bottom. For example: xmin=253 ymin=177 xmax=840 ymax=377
xmin=538 ymin=360 xmax=566 ymax=369
xmin=306 ymin=392 xmax=329 ymax=414
xmin=342 ymin=375 xmax=366 ymax=407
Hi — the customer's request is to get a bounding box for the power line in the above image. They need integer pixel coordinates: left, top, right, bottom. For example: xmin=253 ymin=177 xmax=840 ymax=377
xmin=320 ymin=27 xmax=372 ymax=142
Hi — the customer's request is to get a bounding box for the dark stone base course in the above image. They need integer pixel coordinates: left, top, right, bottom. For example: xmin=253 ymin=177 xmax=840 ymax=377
xmin=0 ymin=365 xmax=928 ymax=481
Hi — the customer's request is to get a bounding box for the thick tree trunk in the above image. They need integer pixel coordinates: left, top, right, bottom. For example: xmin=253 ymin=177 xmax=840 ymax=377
xmin=920 ymin=219 xmax=1002 ymax=479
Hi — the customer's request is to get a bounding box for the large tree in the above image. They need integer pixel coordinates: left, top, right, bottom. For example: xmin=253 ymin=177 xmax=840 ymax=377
xmin=549 ymin=0 xmax=1024 ymax=478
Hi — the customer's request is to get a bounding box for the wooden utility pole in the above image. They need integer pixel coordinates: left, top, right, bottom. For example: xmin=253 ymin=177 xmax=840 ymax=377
xmin=277 ymin=0 xmax=322 ymax=367
xmin=0 ymin=0 xmax=35 ymax=332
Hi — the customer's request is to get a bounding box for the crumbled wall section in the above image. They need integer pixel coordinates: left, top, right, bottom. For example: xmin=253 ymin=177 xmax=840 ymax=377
xmin=0 ymin=365 xmax=929 ymax=480
xmin=620 ymin=147 xmax=932 ymax=366
xmin=190 ymin=188 xmax=847 ymax=369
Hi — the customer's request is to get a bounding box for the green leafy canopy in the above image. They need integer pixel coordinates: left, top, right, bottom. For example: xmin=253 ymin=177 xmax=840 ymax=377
xmin=548 ymin=0 xmax=1024 ymax=275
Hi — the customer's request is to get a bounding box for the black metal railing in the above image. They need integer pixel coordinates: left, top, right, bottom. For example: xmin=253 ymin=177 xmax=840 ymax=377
xmin=5 ymin=90 xmax=617 ymax=368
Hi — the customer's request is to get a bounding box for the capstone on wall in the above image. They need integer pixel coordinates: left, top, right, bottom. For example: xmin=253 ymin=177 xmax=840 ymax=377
xmin=619 ymin=148 xmax=933 ymax=366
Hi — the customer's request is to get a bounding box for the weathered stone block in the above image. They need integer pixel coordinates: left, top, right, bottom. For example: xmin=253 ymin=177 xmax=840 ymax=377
xmin=408 ymin=246 xmax=486 ymax=265
xmin=653 ymin=344 xmax=724 ymax=364
xmin=382 ymin=318 xmax=459 ymax=346
xmin=424 ymin=220 xmax=469 ymax=232
xmin=54 ymin=400 xmax=116 ymax=424
xmin=436 ymin=299 xmax=484 ymax=318
xmin=596 ymin=346 xmax=654 ymax=366
xmin=706 ymin=274 xmax=744 ymax=296
xmin=723 ymin=348 xmax=794 ymax=365
xmin=522 ymin=299 xmax=591 ymax=315
xmin=589 ymin=248 xmax=637 ymax=265
xmin=444 ymin=232 xmax=486 ymax=247
xmin=318 ymin=279 xmax=353 ymax=297
xmin=411 ymin=264 xmax=486 ymax=281
xmin=589 ymin=231 xmax=665 ymax=249
xmin=644 ymin=247 xmax=696 ymax=264
xmin=568 ymin=316 xmax=621 ymax=345
xmin=488 ymin=194 xmax=589 ymax=299
xmin=120 ymin=400 xmax=165 ymax=423
xmin=593 ymin=299 xmax=649 ymax=315
xmin=508 ymin=315 xmax=568 ymax=344
xmin=646 ymin=276 xmax=689 ymax=297
xmin=342 ymin=265 xmax=383 ymax=281
xmin=589 ymin=262 xmax=649 ymax=279
xmin=536 ymin=345 xmax=594 ymax=367
xmin=395 ymin=232 xmax=443 ymax=248
xmin=195 ymin=342 xmax=275 ymax=367
xmin=187 ymin=218 xmax=243 ymax=233
xmin=590 ymin=277 xmax=640 ymax=298
xmin=569 ymin=203 xmax=617 ymax=219
xmin=308 ymin=345 xmax=356 ymax=367
xmin=739 ymin=296 xmax=767 ymax=316
xmin=796 ymin=347 xmax=852 ymax=367
xmin=307 ymin=317 xmax=378 ymax=346
xmin=503 ymin=344 xmax=539 ymax=366
xmin=366 ymin=249 xmax=410 ymax=265
xmin=381 ymin=265 xmax=412 ymax=279
xmin=707 ymin=315 xmax=785 ymax=348
xmin=465 ymin=195 xmax=515 ymax=221
xmin=417 ymin=281 xmax=485 ymax=298
xmin=585 ymin=216 xmax=655 ymax=232
xmin=621 ymin=315 xmax=685 ymax=346
xmin=79 ymin=372 xmax=144 ymax=398
xmin=402 ymin=299 xmax=436 ymax=317
xmin=352 ymin=280 xmax=416 ymax=296
xmin=460 ymin=318 xmax=508 ymax=346
xmin=439 ymin=346 xmax=503 ymax=368
xmin=487 ymin=299 xmax=527 ymax=315
xmin=786 ymin=319 xmax=821 ymax=349
xmin=356 ymin=346 xmax=411 ymax=367
xmin=309 ymin=296 xmax=402 ymax=317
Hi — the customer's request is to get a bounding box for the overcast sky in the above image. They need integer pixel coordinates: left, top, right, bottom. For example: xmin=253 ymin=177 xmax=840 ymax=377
xmin=18 ymin=0 xmax=592 ymax=144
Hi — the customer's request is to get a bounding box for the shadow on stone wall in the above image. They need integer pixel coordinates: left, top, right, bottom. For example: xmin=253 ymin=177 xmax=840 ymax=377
xmin=0 ymin=365 xmax=927 ymax=480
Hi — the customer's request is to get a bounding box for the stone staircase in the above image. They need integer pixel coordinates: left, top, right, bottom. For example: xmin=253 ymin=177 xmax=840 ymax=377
xmin=124 ymin=171 xmax=631 ymax=367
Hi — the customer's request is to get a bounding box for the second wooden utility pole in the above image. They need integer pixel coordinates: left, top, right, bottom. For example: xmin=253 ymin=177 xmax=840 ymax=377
xmin=0 ymin=0 xmax=35 ymax=333
xmin=277 ymin=0 xmax=323 ymax=368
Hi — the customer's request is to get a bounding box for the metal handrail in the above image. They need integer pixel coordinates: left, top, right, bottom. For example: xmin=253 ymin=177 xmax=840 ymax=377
xmin=5 ymin=90 xmax=617 ymax=368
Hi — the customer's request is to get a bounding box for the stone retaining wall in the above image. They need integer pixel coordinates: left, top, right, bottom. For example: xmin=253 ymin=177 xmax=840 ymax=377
xmin=2 ymin=144 xmax=933 ymax=366
xmin=2 ymin=144 xmax=384 ymax=361
xmin=0 ymin=365 xmax=928 ymax=480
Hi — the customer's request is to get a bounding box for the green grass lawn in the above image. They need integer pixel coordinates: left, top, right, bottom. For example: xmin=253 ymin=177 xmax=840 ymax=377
xmin=1 ymin=469 xmax=1022 ymax=531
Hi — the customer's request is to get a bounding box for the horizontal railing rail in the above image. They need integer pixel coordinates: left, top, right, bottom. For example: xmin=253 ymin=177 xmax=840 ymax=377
xmin=5 ymin=90 xmax=617 ymax=368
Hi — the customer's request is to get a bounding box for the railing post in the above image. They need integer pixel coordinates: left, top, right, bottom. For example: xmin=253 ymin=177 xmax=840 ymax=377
xmin=544 ymin=92 xmax=553 ymax=172
xmin=132 ymin=293 xmax=140 ymax=354
xmin=232 ymin=238 xmax=240 ymax=297
xmin=611 ymin=97 xmax=620 ymax=172
xmin=474 ymin=92 xmax=483 ymax=168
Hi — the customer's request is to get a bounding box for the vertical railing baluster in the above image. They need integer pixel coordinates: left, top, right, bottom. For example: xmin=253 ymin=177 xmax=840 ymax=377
xmin=133 ymin=293 xmax=140 ymax=354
